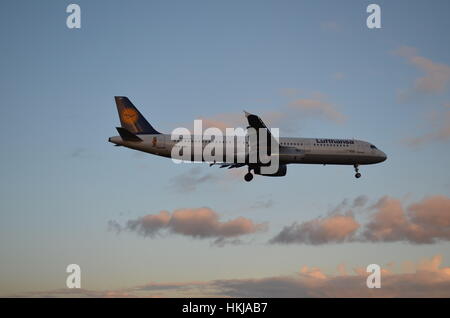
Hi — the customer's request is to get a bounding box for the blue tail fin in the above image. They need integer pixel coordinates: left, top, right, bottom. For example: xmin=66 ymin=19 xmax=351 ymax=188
xmin=114 ymin=96 xmax=161 ymax=135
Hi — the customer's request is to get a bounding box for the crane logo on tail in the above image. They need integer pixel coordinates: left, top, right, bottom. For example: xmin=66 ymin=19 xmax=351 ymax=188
xmin=121 ymin=108 xmax=138 ymax=125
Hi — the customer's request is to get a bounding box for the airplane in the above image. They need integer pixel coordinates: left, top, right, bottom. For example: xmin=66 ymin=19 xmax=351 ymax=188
xmin=108 ymin=96 xmax=387 ymax=182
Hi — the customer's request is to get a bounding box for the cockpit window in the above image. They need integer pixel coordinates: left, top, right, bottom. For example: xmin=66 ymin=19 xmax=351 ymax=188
xmin=370 ymin=145 xmax=377 ymax=149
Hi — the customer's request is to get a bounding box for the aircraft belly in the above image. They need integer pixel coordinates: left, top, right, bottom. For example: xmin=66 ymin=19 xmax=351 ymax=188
xmin=299 ymin=153 xmax=377 ymax=165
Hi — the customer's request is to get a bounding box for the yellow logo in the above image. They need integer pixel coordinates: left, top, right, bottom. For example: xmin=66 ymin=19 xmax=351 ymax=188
xmin=152 ymin=136 xmax=157 ymax=147
xmin=121 ymin=108 xmax=138 ymax=125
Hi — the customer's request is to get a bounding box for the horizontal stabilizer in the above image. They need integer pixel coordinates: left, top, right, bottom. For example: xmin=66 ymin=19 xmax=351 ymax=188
xmin=116 ymin=127 xmax=143 ymax=142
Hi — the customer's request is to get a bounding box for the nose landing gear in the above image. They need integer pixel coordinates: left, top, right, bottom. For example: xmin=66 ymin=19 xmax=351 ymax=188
xmin=354 ymin=164 xmax=361 ymax=178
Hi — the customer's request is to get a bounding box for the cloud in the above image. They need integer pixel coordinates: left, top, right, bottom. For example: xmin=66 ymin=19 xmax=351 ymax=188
xmin=198 ymin=113 xmax=246 ymax=132
xmin=288 ymin=98 xmax=347 ymax=124
xmin=362 ymin=195 xmax=450 ymax=244
xmin=215 ymin=256 xmax=450 ymax=298
xmin=199 ymin=110 xmax=287 ymax=132
xmin=168 ymin=165 xmax=249 ymax=194
xmin=332 ymin=72 xmax=345 ymax=80
xmin=125 ymin=211 xmax=172 ymax=237
xmin=8 ymin=288 xmax=135 ymax=298
xmin=394 ymin=47 xmax=450 ymax=148
xmin=402 ymin=107 xmax=450 ymax=147
xmin=14 ymin=255 xmax=450 ymax=297
xmin=163 ymin=254 xmax=450 ymax=297
xmin=269 ymin=212 xmax=360 ymax=245
xmin=394 ymin=46 xmax=450 ymax=95
xmin=168 ymin=166 xmax=219 ymax=193
xmin=70 ymin=148 xmax=87 ymax=158
xmin=329 ymin=195 xmax=369 ymax=215
xmin=110 ymin=207 xmax=267 ymax=245
xmin=270 ymin=195 xmax=450 ymax=245
xmin=352 ymin=195 xmax=369 ymax=208
xmin=250 ymin=198 xmax=274 ymax=209
xmin=194 ymin=91 xmax=346 ymax=134
xmin=279 ymin=88 xmax=301 ymax=97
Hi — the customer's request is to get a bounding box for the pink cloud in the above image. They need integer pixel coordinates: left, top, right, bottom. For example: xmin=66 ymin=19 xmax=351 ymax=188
xmin=271 ymin=195 xmax=450 ymax=245
xmin=13 ymin=255 xmax=450 ymax=297
xmin=189 ymin=91 xmax=346 ymax=134
xmin=270 ymin=213 xmax=360 ymax=244
xmin=363 ymin=195 xmax=450 ymax=244
xmin=288 ymin=98 xmax=347 ymax=124
xmin=110 ymin=207 xmax=267 ymax=245
xmin=394 ymin=46 xmax=450 ymax=94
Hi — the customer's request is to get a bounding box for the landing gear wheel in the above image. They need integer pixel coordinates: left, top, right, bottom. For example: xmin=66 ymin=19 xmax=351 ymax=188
xmin=244 ymin=172 xmax=253 ymax=182
xmin=353 ymin=164 xmax=361 ymax=179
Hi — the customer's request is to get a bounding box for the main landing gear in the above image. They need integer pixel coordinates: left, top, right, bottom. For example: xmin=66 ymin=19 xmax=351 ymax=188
xmin=244 ymin=167 xmax=254 ymax=182
xmin=354 ymin=164 xmax=361 ymax=179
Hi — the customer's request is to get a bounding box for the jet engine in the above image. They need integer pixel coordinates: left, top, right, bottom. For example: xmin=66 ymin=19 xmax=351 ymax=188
xmin=253 ymin=164 xmax=287 ymax=177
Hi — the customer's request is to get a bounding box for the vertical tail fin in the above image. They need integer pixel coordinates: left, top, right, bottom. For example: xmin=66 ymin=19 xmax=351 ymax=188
xmin=114 ymin=96 xmax=161 ymax=135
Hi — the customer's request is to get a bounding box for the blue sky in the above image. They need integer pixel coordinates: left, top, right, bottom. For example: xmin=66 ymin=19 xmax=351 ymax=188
xmin=1 ymin=0 xmax=450 ymax=296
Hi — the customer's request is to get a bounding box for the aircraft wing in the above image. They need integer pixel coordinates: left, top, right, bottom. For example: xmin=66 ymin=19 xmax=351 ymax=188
xmin=244 ymin=111 xmax=279 ymax=149
xmin=245 ymin=111 xmax=270 ymax=133
xmin=209 ymin=112 xmax=280 ymax=169
xmin=209 ymin=162 xmax=246 ymax=169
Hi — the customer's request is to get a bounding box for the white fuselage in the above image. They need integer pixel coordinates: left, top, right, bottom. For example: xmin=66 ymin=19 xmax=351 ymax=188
xmin=108 ymin=134 xmax=387 ymax=166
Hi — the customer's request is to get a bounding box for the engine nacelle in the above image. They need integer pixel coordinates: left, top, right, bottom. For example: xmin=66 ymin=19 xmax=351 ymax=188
xmin=254 ymin=164 xmax=287 ymax=177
